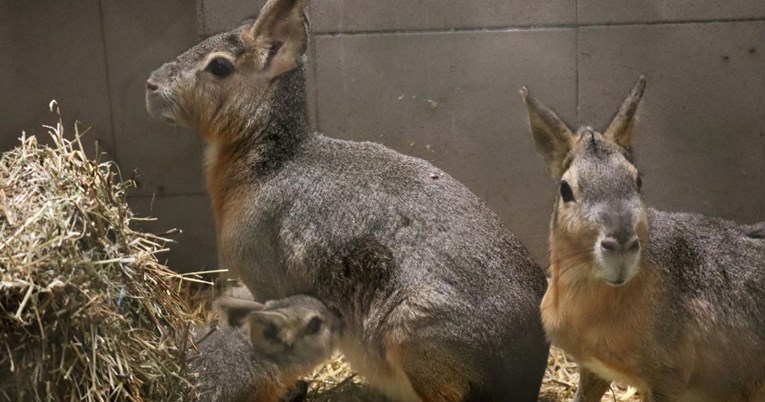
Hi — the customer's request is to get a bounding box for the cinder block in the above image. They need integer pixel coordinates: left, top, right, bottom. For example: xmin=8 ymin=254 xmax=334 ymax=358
xmin=196 ymin=0 xmax=267 ymax=36
xmin=311 ymin=0 xmax=576 ymax=33
xmin=128 ymin=194 xmax=218 ymax=273
xmin=579 ymin=0 xmax=765 ymax=24
xmin=101 ymin=0 xmax=209 ymax=196
xmin=314 ymin=29 xmax=577 ymax=264
xmin=0 ymin=1 xmax=115 ymax=159
xmin=579 ymin=21 xmax=765 ymax=224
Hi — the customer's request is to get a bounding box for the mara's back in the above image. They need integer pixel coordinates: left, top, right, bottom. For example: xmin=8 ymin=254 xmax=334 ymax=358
xmin=628 ymin=210 xmax=765 ymax=400
xmin=236 ymin=134 xmax=544 ymax=307
xmin=647 ymin=209 xmax=765 ymax=367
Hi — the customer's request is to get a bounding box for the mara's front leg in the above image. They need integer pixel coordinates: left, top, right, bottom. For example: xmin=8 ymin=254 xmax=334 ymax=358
xmin=573 ymin=367 xmax=611 ymax=402
xmin=387 ymin=318 xmax=546 ymax=402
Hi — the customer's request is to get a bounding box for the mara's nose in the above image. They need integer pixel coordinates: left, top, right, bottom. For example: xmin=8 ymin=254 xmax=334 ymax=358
xmin=146 ymin=80 xmax=160 ymax=92
xmin=600 ymin=235 xmax=640 ymax=253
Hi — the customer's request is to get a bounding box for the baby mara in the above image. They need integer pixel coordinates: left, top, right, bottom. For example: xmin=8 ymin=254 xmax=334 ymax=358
xmin=189 ymin=295 xmax=340 ymax=402
xmin=523 ymin=77 xmax=765 ymax=401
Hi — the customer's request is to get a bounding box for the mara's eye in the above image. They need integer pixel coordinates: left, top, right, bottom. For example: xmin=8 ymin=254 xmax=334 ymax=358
xmin=262 ymin=323 xmax=279 ymax=341
xmin=636 ymin=174 xmax=643 ymax=191
xmin=560 ymin=180 xmax=575 ymax=203
xmin=206 ymin=57 xmax=235 ymax=78
xmin=305 ymin=317 xmax=323 ymax=335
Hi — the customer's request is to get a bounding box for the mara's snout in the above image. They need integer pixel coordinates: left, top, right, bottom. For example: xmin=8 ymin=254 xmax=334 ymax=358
xmin=144 ymin=70 xmax=178 ymax=125
xmin=594 ymin=230 xmax=641 ymax=286
xmin=592 ymin=202 xmax=648 ymax=286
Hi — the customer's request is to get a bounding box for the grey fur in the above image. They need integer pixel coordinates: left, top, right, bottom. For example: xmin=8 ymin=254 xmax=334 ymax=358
xmin=189 ymin=326 xmax=280 ymax=402
xmin=146 ymin=0 xmax=548 ymax=400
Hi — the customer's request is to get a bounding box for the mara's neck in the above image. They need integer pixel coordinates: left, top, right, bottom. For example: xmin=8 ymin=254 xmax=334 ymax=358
xmin=203 ymin=67 xmax=310 ymax=231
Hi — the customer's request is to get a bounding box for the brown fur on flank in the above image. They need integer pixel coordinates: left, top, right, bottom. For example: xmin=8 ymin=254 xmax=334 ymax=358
xmin=146 ymin=0 xmax=549 ymax=400
xmin=523 ymin=77 xmax=765 ymax=402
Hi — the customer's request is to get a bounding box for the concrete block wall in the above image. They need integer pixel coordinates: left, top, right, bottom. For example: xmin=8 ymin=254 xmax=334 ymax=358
xmin=2 ymin=1 xmax=763 ymax=272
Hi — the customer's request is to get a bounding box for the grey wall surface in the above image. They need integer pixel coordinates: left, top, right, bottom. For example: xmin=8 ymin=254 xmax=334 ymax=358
xmin=1 ymin=1 xmax=763 ymax=272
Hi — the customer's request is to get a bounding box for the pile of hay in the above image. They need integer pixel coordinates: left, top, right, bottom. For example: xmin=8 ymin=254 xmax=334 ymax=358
xmin=0 ymin=110 xmax=198 ymax=401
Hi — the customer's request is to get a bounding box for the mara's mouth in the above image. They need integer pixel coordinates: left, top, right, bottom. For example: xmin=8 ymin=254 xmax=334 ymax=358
xmin=145 ymin=92 xmax=179 ymax=125
xmin=160 ymin=113 xmax=177 ymax=125
xmin=606 ymin=277 xmax=627 ymax=287
xmin=596 ymin=259 xmax=639 ymax=287
xmin=595 ymin=251 xmax=641 ymax=287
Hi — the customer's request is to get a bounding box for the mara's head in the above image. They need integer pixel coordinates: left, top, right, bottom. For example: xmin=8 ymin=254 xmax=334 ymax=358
xmin=522 ymin=77 xmax=649 ymax=286
xmin=214 ymin=295 xmax=340 ymax=366
xmin=145 ymin=0 xmax=308 ymax=141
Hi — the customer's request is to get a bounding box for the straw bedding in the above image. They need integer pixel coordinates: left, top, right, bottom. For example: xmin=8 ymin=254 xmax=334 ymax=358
xmin=0 ymin=109 xmax=198 ymax=401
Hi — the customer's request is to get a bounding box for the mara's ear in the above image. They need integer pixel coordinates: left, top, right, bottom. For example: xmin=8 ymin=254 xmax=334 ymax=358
xmin=604 ymin=76 xmax=646 ymax=149
xmin=244 ymin=0 xmax=308 ymax=78
xmin=213 ymin=297 xmax=265 ymax=328
xmin=247 ymin=311 xmax=291 ymax=347
xmin=520 ymin=87 xmax=575 ymax=178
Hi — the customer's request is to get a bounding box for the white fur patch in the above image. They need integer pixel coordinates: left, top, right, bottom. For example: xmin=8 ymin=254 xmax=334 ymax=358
xmin=337 ymin=335 xmax=421 ymax=402
xmin=583 ymin=358 xmax=645 ymax=390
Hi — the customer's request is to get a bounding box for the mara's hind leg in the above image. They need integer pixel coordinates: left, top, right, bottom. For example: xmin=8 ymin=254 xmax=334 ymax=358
xmin=475 ymin=337 xmax=547 ymax=402
xmin=474 ymin=310 xmax=548 ymax=402
xmin=385 ymin=339 xmax=472 ymax=402
xmin=387 ymin=337 xmax=545 ymax=402
xmin=573 ymin=367 xmax=610 ymax=402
